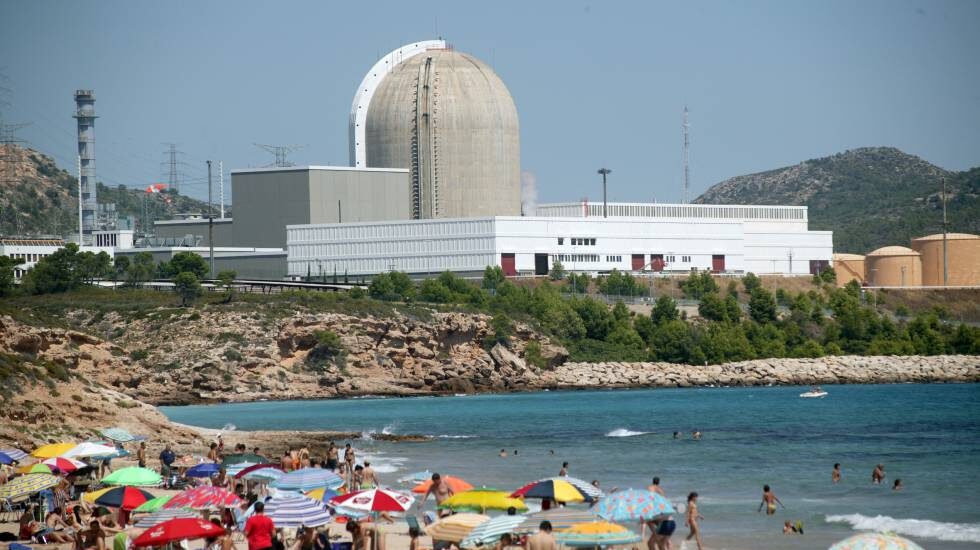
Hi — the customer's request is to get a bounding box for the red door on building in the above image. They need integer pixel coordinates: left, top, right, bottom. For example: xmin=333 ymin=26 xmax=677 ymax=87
xmin=711 ymin=254 xmax=726 ymax=273
xmin=501 ymin=253 xmax=516 ymax=276
xmin=651 ymin=254 xmax=665 ymax=272
xmin=631 ymin=254 xmax=645 ymax=271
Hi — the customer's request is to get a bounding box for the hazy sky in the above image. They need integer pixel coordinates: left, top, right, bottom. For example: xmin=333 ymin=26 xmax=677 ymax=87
xmin=2 ymin=0 xmax=978 ymax=205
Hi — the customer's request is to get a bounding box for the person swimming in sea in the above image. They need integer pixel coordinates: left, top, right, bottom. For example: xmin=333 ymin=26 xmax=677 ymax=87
xmin=872 ymin=464 xmax=885 ymax=484
xmin=499 ymin=449 xmax=507 ymax=458
xmin=832 ymin=463 xmax=841 ymax=483
xmin=758 ymin=485 xmax=784 ymax=516
xmin=893 ymin=478 xmax=903 ymax=491
xmin=692 ymin=430 xmax=702 ymax=441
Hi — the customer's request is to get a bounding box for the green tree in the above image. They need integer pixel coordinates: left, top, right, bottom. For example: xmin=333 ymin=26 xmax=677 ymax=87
xmin=748 ymin=287 xmax=777 ymax=323
xmin=78 ymin=251 xmax=112 ymax=283
xmin=216 ymin=269 xmax=237 ymax=303
xmin=126 ymin=252 xmax=155 ymax=287
xmin=651 ymin=296 xmax=679 ymax=325
xmin=742 ymin=272 xmax=762 ymax=293
xmin=571 ymin=297 xmax=613 ymax=340
xmin=22 ymin=243 xmax=84 ymax=294
xmin=485 ymin=313 xmax=514 ymax=349
xmin=548 ymin=260 xmax=566 ymax=281
xmin=173 ymin=271 xmax=203 ymax=306
xmin=599 ymin=270 xmax=647 ymax=297
xmin=724 ymin=294 xmax=742 ymax=321
xmin=698 ymin=293 xmax=728 ymax=322
xmin=112 ymin=255 xmax=130 ymax=285
xmin=159 ymin=251 xmax=209 ymax=279
xmin=679 ymin=270 xmax=719 ymax=299
xmin=0 ymin=256 xmax=24 ymax=296
xmin=481 ymin=265 xmax=506 ymax=291
xmin=369 ymin=271 xmax=415 ymax=301
xmin=567 ymin=272 xmax=590 ymax=294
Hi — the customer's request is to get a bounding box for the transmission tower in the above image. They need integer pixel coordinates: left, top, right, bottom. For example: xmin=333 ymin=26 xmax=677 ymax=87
xmin=683 ymin=106 xmax=690 ymax=204
xmin=254 ymin=143 xmax=304 ymax=167
xmin=0 ymin=73 xmax=31 ymax=234
xmin=161 ymin=143 xmax=188 ymax=194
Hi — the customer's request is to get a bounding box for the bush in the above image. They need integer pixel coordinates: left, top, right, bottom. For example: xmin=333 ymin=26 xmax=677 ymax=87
xmin=173 ymin=271 xmax=203 ymax=306
xmin=523 ymin=341 xmax=547 ymax=369
xmin=129 ymin=349 xmax=150 ymax=361
xmin=680 ymin=270 xmax=719 ymax=299
xmin=369 ymin=271 xmax=415 ymax=301
xmin=651 ymin=296 xmax=679 ymax=325
xmin=749 ymin=287 xmax=777 ymax=323
xmin=485 ymin=313 xmax=514 ymax=350
xmin=307 ymin=330 xmax=347 ymax=371
xmin=742 ymin=272 xmax=762 ymax=293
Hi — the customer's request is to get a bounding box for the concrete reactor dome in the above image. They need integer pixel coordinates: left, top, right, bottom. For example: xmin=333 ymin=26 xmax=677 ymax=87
xmin=360 ymin=45 xmax=521 ymax=219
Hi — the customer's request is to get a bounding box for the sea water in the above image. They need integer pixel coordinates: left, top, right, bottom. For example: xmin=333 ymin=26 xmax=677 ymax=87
xmin=161 ymin=383 xmax=980 ymax=549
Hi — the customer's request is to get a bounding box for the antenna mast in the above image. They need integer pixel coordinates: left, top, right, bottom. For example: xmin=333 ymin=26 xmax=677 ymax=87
xmin=683 ymin=106 xmax=690 ymax=204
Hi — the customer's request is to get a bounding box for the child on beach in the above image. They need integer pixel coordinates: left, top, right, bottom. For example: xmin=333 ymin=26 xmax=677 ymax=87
xmin=685 ymin=492 xmax=704 ymax=550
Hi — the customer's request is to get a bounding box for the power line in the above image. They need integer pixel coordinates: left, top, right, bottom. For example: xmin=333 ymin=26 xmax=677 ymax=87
xmin=254 ymin=143 xmax=304 ymax=167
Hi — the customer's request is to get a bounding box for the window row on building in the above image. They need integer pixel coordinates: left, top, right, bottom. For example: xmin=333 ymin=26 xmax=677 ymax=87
xmin=291 ymin=237 xmax=492 ymax=258
xmin=537 ymin=203 xmax=806 ymax=221
xmin=557 ymin=237 xmax=597 ymax=246
xmin=288 ymin=219 xmax=493 ymax=243
xmin=4 ymin=252 xmax=50 ymax=263
xmin=292 ymin=252 xmax=495 ymax=275
xmin=553 ymin=254 xmax=600 ymax=263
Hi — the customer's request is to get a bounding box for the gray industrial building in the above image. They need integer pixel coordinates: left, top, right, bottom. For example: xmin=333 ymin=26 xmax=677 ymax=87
xmin=154 ymin=166 xmax=410 ymax=249
xmin=115 ymin=246 xmax=286 ymax=280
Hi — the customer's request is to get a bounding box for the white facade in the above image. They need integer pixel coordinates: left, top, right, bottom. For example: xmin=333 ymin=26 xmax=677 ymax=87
xmin=1 ymin=239 xmax=116 ymax=280
xmin=286 ymin=204 xmax=833 ymax=278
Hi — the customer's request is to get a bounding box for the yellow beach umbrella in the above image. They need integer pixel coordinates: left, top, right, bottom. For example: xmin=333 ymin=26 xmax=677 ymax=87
xmin=554 ymin=521 xmax=642 ymax=547
xmin=438 ymin=487 xmax=528 ymax=513
xmin=31 ymin=442 xmax=76 ymax=459
xmin=82 ymin=487 xmax=114 ymax=503
xmin=18 ymin=463 xmax=54 ymax=475
xmin=425 ymin=513 xmax=490 ymax=543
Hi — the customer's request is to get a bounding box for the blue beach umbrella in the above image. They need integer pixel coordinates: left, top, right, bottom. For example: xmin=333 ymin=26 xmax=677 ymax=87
xmin=460 ymin=514 xmax=528 ymax=548
xmin=262 ymin=495 xmax=333 ymax=528
xmin=829 ymin=533 xmax=926 ymax=550
xmin=186 ymin=463 xmax=222 ymax=478
xmin=592 ymin=489 xmax=675 ymax=522
xmin=271 ymin=468 xmax=344 ymax=492
xmin=0 ymin=452 xmax=15 ymax=465
xmin=0 ymin=448 xmax=29 ymax=462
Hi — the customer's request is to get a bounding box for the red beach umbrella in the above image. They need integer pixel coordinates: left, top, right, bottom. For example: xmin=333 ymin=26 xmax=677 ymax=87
xmin=93 ymin=486 xmax=156 ymax=510
xmin=330 ymin=488 xmax=415 ymax=512
xmin=163 ymin=486 xmax=242 ymax=510
xmin=132 ymin=517 xmax=225 ymax=547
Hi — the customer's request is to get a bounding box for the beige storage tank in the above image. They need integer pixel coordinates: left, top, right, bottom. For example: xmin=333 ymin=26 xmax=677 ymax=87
xmin=911 ymin=233 xmax=980 ymax=286
xmin=833 ymin=253 xmax=866 ymax=286
xmin=866 ymin=246 xmax=922 ymax=287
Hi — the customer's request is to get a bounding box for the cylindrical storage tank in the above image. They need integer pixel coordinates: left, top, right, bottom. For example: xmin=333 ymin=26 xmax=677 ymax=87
xmin=865 ymin=246 xmax=922 ymax=287
xmin=910 ymin=233 xmax=980 ymax=286
xmin=365 ymin=49 xmax=521 ymax=219
xmin=832 ymin=253 xmax=865 ymax=286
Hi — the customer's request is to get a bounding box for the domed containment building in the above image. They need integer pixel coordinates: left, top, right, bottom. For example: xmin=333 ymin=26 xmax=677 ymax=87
xmin=911 ymin=233 xmax=980 ymax=286
xmin=832 ymin=253 xmax=865 ymax=286
xmin=866 ymin=246 xmax=922 ymax=287
xmin=351 ymin=41 xmax=521 ymax=219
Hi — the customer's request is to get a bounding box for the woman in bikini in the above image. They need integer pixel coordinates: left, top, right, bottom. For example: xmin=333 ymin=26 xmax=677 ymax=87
xmin=685 ymin=492 xmax=704 ymax=550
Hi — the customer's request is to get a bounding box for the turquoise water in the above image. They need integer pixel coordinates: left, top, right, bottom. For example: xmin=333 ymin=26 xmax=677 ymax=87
xmin=161 ymin=384 xmax=980 ymax=549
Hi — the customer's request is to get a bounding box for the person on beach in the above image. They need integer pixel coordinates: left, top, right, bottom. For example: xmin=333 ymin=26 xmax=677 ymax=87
xmin=893 ymin=478 xmax=903 ymax=491
xmin=291 ymin=526 xmax=317 ymax=550
xmin=299 ymin=447 xmax=311 ymax=469
xmin=408 ymin=526 xmax=421 ymax=550
xmin=758 ymin=485 xmax=784 ymax=515
xmin=872 ymin=464 xmax=885 ymax=484
xmin=558 ymin=462 xmax=568 ymax=476
xmin=832 ymin=463 xmax=841 ymax=483
xmin=526 ymin=521 xmax=556 ymax=550
xmin=136 ymin=442 xmax=146 ymax=468
xmin=217 ymin=434 xmax=225 ymax=455
xmin=362 ymin=461 xmax=379 ymax=488
xmin=685 ymin=492 xmax=704 ymax=550
xmin=281 ymin=450 xmax=294 ymax=472
xmin=344 ymin=443 xmax=356 ymax=473
xmin=648 ymin=477 xmax=666 ymax=497
xmin=44 ymin=508 xmax=74 ymax=543
xmin=496 ymin=533 xmax=516 ymax=550
xmin=353 ymin=465 xmax=364 ymax=489
xmin=207 ymin=518 xmax=235 ymax=550
xmin=422 ymin=473 xmax=456 ymax=517
xmin=245 ymin=501 xmax=275 ymax=550
xmin=208 ymin=442 xmax=220 ymax=463
xmin=77 ymin=519 xmax=106 ymax=550
xmin=326 ymin=442 xmax=339 ymax=470
xmin=159 ymin=443 xmax=176 ymax=485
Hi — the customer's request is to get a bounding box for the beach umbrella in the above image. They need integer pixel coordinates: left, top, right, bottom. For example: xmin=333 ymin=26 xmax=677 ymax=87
xmin=131 ymin=517 xmax=225 ymax=547
xmin=438 ymin=487 xmax=529 ymax=513
xmin=0 ymin=448 xmax=29 ymax=462
xmin=31 ymin=442 xmax=76 ymax=459
xmin=233 ymin=463 xmax=283 ymax=479
xmin=515 ymin=508 xmax=601 ymax=534
xmin=828 ymin=533 xmax=926 ymax=550
xmin=329 ymin=488 xmax=415 ymax=513
xmin=164 ymin=486 xmax=242 ymax=510
xmin=100 ymin=428 xmax=139 ymax=442
xmin=272 ymin=467 xmax=344 ymax=492
xmin=221 ymin=453 xmax=267 ymax=466
xmin=0 ymin=473 xmax=60 ymax=499
xmin=512 ymin=477 xmax=602 ymax=504
xmin=94 ymin=486 xmax=156 ymax=510
xmin=42 ymin=457 xmax=86 ymax=473
xmin=305 ymin=488 xmax=340 ymax=502
xmin=592 ymin=489 xmax=675 ymax=522
xmin=460 ymin=514 xmax=528 ymax=548
xmin=82 ymin=487 xmax=113 ymax=503
xmin=0 ymin=452 xmax=14 ymax=465
xmin=102 ymin=466 xmax=162 ymax=487
xmin=262 ymin=495 xmax=333 ymax=528
xmin=133 ymin=508 xmax=198 ymax=528
xmin=18 ymin=463 xmax=55 ymax=475
xmin=186 ymin=463 xmax=222 ymax=478
xmin=411 ymin=475 xmax=474 ymax=495
xmin=425 ymin=513 xmax=490 ymax=543
xmin=243 ymin=468 xmax=284 ymax=482
xmin=554 ymin=521 xmax=642 ymax=548
xmin=63 ymin=442 xmax=117 ymax=458
xmin=133 ymin=495 xmax=173 ymax=513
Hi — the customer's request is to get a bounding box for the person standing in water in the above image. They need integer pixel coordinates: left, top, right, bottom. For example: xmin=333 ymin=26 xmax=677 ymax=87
xmin=685 ymin=492 xmax=704 ymax=550
xmin=647 ymin=477 xmax=666 ymax=497
xmin=892 ymin=479 xmax=903 ymax=491
xmin=758 ymin=485 xmax=784 ymax=516
xmin=872 ymin=464 xmax=885 ymax=484
xmin=558 ymin=462 xmax=569 ymax=476
xmin=421 ymin=473 xmax=455 ymax=517
xmin=832 ymin=463 xmax=841 ymax=483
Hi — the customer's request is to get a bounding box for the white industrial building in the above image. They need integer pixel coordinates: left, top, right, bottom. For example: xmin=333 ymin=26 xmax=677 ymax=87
xmin=286 ymin=202 xmax=833 ymax=278
xmin=1 ymin=236 xmax=121 ymax=280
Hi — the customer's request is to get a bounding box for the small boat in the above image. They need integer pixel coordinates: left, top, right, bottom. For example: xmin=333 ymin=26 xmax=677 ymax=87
xmin=800 ymin=386 xmax=828 ymax=399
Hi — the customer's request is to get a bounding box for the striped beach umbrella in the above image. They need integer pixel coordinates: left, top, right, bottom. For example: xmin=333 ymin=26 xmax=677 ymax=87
xmin=329 ymin=488 xmax=415 ymax=513
xmin=64 ymin=442 xmax=117 ymax=458
xmin=102 ymin=467 xmax=162 ymax=487
xmin=554 ymin=521 xmax=642 ymax=548
xmin=82 ymin=487 xmax=113 ymax=503
xmin=101 ymin=428 xmax=139 ymax=442
xmin=0 ymin=474 xmax=60 ymax=500
xmin=0 ymin=452 xmax=15 ymax=465
xmin=305 ymin=488 xmax=340 ymax=502
xmin=460 ymin=514 xmax=528 ymax=548
xmin=43 ymin=457 xmax=87 ymax=473
xmin=94 ymin=486 xmax=156 ymax=510
xmin=262 ymin=495 xmax=333 ymax=527
xmin=0 ymin=448 xmax=29 ymax=462
xmin=271 ymin=468 xmax=344 ymax=492
xmin=164 ymin=486 xmax=242 ymax=510
xmin=425 ymin=513 xmax=490 ymax=543
xmin=512 ymin=477 xmax=604 ymax=503
xmin=233 ymin=463 xmax=283 ymax=479
xmin=829 ymin=533 xmax=926 ymax=550
xmin=515 ymin=508 xmax=600 ymax=534
xmin=31 ymin=442 xmax=76 ymax=459
xmin=134 ymin=495 xmax=173 ymax=513
xmin=592 ymin=489 xmax=675 ymax=522
xmin=133 ymin=508 xmax=199 ymax=528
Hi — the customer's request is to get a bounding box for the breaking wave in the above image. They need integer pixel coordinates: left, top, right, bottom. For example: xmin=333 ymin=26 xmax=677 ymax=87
xmin=825 ymin=513 xmax=980 ymax=543
xmin=605 ymin=428 xmax=652 ymax=437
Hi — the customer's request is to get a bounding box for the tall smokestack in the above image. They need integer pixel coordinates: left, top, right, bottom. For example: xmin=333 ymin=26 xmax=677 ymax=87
xmin=74 ymin=90 xmax=98 ymax=237
xmin=521 ymin=171 xmax=538 ymax=216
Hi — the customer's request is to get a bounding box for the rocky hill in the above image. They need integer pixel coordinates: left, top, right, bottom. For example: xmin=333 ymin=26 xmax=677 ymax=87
xmin=0 ymin=144 xmax=223 ymax=236
xmin=694 ymin=147 xmax=980 ymax=253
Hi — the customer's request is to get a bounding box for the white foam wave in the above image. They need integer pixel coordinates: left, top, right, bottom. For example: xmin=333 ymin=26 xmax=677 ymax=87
xmin=435 ymin=434 xmax=477 ymax=439
xmin=605 ymin=428 xmax=652 ymax=437
xmin=361 ymin=423 xmax=398 ymax=440
xmin=826 ymin=513 xmax=980 ymax=543
xmin=221 ymin=423 xmax=237 ymax=432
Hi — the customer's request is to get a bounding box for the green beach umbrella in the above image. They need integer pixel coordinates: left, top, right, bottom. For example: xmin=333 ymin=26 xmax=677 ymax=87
xmin=134 ymin=494 xmax=173 ymax=513
xmin=102 ymin=466 xmax=162 ymax=487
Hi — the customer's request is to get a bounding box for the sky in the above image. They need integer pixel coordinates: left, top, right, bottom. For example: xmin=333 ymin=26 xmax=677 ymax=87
xmin=2 ymin=0 xmax=978 ymax=205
